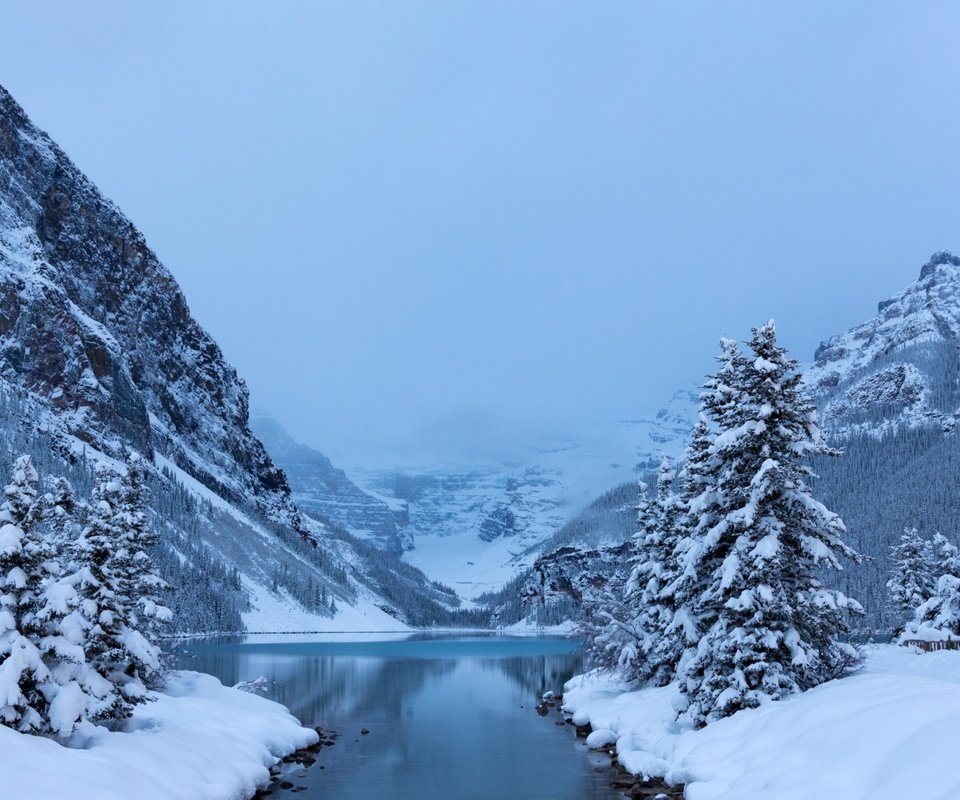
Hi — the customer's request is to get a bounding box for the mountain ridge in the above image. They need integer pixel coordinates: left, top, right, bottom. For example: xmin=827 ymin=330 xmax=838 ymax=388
xmin=0 ymin=83 xmax=447 ymax=633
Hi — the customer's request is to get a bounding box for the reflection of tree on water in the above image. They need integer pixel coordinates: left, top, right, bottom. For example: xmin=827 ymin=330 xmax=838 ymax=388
xmin=176 ymin=638 xmax=585 ymax=712
xmin=179 ymin=648 xmax=456 ymax=725
xmin=485 ymin=653 xmax=584 ymax=699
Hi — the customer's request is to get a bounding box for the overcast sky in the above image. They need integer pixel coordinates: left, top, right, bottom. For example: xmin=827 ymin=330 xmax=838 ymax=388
xmin=2 ymin=2 xmax=959 ymax=466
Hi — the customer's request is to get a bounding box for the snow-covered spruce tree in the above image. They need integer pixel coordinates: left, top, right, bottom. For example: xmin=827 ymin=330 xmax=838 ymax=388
xmin=33 ymin=476 xmax=109 ymax=736
xmin=68 ymin=463 xmax=131 ymax=720
xmin=69 ymin=457 xmax=170 ymax=722
xmin=0 ymin=456 xmax=56 ymax=731
xmin=886 ymin=528 xmax=936 ymax=634
xmin=906 ymin=534 xmax=960 ymax=640
xmin=622 ymin=456 xmax=683 ymax=685
xmin=676 ymin=321 xmax=862 ymax=728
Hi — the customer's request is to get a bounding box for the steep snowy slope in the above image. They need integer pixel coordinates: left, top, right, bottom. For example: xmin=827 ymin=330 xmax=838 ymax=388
xmin=0 ymin=84 xmax=421 ymax=633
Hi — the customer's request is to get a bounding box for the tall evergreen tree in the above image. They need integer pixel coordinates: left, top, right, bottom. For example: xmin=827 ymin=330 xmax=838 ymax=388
xmin=664 ymin=340 xmax=745 ymax=699
xmin=676 ymin=322 xmax=862 ymax=727
xmin=69 ymin=461 xmax=147 ymax=721
xmin=0 ymin=456 xmax=55 ymax=731
xmin=886 ymin=528 xmax=936 ymax=633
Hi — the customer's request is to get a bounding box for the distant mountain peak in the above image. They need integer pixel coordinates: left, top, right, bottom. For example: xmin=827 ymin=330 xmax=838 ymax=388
xmin=809 ymin=251 xmax=960 ymax=395
xmin=919 ymin=249 xmax=960 ymax=280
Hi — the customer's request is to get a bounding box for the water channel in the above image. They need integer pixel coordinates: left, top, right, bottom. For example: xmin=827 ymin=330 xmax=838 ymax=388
xmin=177 ymin=634 xmax=622 ymax=800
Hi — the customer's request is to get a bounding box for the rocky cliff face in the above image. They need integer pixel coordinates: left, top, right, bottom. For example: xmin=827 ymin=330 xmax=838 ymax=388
xmin=808 ymin=251 xmax=960 ymax=437
xmin=0 ymin=84 xmax=302 ymax=532
xmin=251 ymin=416 xmax=404 ymax=552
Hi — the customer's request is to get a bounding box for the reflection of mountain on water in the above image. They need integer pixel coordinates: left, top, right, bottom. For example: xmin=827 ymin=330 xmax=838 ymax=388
xmin=482 ymin=653 xmax=583 ymax=699
xmin=176 ymin=636 xmax=585 ymax=715
xmin=178 ymin=647 xmax=456 ymax=724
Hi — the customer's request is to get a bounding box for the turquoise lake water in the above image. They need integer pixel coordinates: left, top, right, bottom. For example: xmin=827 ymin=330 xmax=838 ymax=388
xmin=177 ymin=634 xmax=621 ymax=800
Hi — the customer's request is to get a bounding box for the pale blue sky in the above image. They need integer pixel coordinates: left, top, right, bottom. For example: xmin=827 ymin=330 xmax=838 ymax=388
xmin=2 ymin=2 xmax=959 ymax=465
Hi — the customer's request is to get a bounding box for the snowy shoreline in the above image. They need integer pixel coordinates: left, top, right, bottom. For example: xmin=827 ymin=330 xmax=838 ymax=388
xmin=1 ymin=670 xmax=318 ymax=800
xmin=559 ymin=644 xmax=960 ymax=800
xmin=165 ymin=625 xmax=580 ymax=641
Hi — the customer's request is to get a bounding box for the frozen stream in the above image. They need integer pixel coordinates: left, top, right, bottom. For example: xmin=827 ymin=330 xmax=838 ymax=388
xmin=177 ymin=635 xmax=622 ymax=800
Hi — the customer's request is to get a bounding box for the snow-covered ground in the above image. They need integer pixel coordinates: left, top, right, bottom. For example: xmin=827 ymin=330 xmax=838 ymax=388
xmin=502 ymin=617 xmax=578 ymax=636
xmin=242 ymin=581 xmax=410 ymax=633
xmin=403 ymin=524 xmax=546 ymax=600
xmin=0 ymin=670 xmax=317 ymax=800
xmin=562 ymin=644 xmax=960 ymax=800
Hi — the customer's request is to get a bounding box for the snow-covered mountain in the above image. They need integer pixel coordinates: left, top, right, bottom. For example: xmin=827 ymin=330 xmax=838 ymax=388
xmin=801 ymin=251 xmax=960 ymax=629
xmin=0 ymin=86 xmax=301 ymax=534
xmin=808 ymin=250 xmax=960 ymax=436
xmin=0 ymin=83 xmax=443 ymax=633
xmin=334 ymin=391 xmax=697 ymax=599
xmin=251 ymin=392 xmax=698 ymax=602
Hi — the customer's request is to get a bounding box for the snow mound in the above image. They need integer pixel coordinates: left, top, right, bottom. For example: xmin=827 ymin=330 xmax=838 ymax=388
xmin=0 ymin=670 xmax=317 ymax=800
xmin=563 ymin=645 xmax=960 ymax=800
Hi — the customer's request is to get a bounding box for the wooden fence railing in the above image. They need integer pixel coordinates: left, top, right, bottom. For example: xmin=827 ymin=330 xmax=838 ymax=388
xmin=902 ymin=639 xmax=960 ymax=652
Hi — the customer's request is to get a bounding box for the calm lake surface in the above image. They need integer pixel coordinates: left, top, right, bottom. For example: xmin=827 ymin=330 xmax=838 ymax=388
xmin=176 ymin=634 xmax=621 ymax=800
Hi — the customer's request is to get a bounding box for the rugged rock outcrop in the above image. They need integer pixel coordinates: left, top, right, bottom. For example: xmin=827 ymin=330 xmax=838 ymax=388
xmin=0 ymin=83 xmax=302 ymax=532
xmin=808 ymin=251 xmax=960 ymax=436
